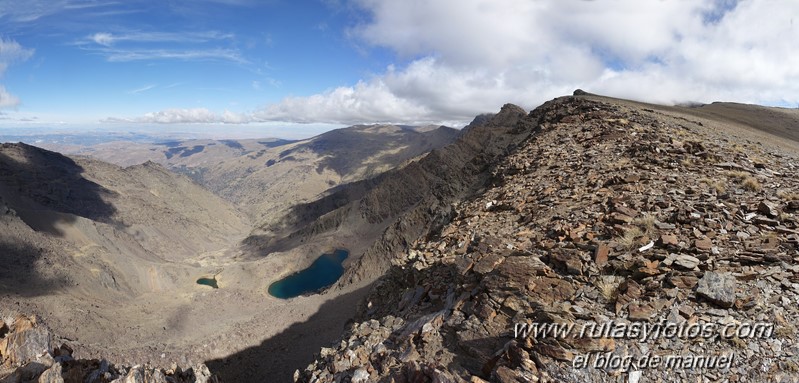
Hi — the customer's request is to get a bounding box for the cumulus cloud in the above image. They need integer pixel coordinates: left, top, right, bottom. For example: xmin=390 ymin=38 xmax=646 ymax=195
xmin=106 ymin=1 xmax=799 ymax=125
xmin=254 ymin=0 xmax=799 ymax=124
xmin=104 ymin=108 xmax=218 ymax=124
xmin=252 ymin=77 xmax=431 ymax=124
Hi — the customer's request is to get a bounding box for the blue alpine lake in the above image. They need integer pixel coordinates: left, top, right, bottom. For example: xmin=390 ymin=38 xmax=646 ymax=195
xmin=268 ymin=249 xmax=349 ymax=299
xmin=196 ymin=277 xmax=219 ymax=288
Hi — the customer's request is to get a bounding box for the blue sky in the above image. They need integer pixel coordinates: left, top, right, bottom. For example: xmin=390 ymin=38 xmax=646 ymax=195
xmin=1 ymin=1 xmax=798 ymax=137
xmin=0 ymin=0 xmax=390 ymax=131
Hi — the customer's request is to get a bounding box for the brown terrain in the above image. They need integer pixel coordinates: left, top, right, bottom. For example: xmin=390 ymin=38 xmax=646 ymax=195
xmin=2 ymin=93 xmax=799 ymax=383
xmin=295 ymin=94 xmax=799 ymax=382
xmin=0 ymin=124 xmax=461 ymax=382
xmin=45 ymin=124 xmax=460 ymax=224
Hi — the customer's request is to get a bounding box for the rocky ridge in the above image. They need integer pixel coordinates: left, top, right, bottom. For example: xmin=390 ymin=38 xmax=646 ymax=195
xmin=244 ymin=104 xmax=535 ymax=291
xmin=0 ymin=314 xmax=217 ymax=383
xmin=296 ymin=96 xmax=799 ymax=382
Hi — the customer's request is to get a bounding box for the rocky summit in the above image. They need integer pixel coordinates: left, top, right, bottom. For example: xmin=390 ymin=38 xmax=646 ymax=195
xmin=295 ymin=96 xmax=799 ymax=382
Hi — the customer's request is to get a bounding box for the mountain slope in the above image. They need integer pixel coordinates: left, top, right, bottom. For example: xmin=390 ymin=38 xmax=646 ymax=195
xmin=47 ymin=125 xmax=460 ymax=224
xmin=296 ymin=95 xmax=799 ymax=382
xmin=241 ymin=105 xmax=535 ymax=288
xmin=0 ymin=143 xmax=254 ymax=370
xmin=195 ymin=125 xmax=461 ymax=224
xmin=0 ymin=124 xmax=462 ymax=382
xmin=0 ymin=124 xmax=463 ymax=382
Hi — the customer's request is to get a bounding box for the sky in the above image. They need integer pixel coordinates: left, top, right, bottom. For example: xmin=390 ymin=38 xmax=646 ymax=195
xmin=0 ymin=0 xmax=798 ymax=138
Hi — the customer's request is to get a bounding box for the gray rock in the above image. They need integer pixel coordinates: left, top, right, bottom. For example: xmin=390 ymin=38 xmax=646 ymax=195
xmin=85 ymin=359 xmax=110 ymax=382
xmin=111 ymin=366 xmax=167 ymax=383
xmin=190 ymin=363 xmax=215 ymax=383
xmin=351 ymin=368 xmax=370 ymax=383
xmin=696 ymin=271 xmax=737 ymax=308
xmin=2 ymin=326 xmax=52 ymax=367
xmin=2 ymin=361 xmax=51 ymax=383
xmin=673 ymin=254 xmax=700 ymax=269
xmin=37 ymin=362 xmax=64 ymax=383
xmin=758 ymin=201 xmax=778 ymax=218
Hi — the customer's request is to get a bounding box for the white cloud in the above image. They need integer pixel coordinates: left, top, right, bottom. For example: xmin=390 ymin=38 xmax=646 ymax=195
xmin=79 ymin=30 xmax=245 ymax=64
xmin=0 ymin=38 xmax=35 ymax=67
xmin=253 ymin=78 xmax=431 ymax=124
xmin=99 ymin=48 xmax=248 ymax=64
xmin=88 ymin=31 xmax=235 ymax=47
xmin=104 ymin=108 xmax=255 ymax=124
xmin=0 ymin=38 xmax=34 ymax=109
xmin=129 ymin=108 xmax=218 ymax=124
xmin=128 ymin=84 xmax=157 ymax=94
xmin=0 ymin=86 xmax=20 ymax=108
xmin=102 ymin=1 xmax=799 ymax=125
xmin=252 ymin=0 xmax=799 ymax=124
xmin=90 ymin=32 xmax=115 ymax=46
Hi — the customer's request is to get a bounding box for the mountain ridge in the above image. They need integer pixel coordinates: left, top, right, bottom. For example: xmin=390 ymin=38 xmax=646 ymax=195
xmin=294 ymin=95 xmax=799 ymax=383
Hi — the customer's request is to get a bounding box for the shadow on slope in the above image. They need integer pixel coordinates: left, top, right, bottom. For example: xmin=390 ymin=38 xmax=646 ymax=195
xmin=0 ymin=143 xmax=118 ymax=232
xmin=205 ymin=284 xmax=373 ymax=383
xmin=0 ymin=143 xmax=117 ymax=296
xmin=280 ymin=126 xmax=460 ymax=177
xmin=0 ymin=240 xmax=68 ymax=297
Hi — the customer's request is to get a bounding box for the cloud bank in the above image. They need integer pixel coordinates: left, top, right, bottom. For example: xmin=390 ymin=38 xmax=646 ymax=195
xmin=256 ymin=0 xmax=799 ymax=124
xmin=104 ymin=108 xmax=231 ymax=124
xmin=111 ymin=0 xmax=799 ymax=125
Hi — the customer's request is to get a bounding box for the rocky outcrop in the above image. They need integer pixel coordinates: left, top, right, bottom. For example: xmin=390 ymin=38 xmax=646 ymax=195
xmin=296 ymin=96 xmax=799 ymax=382
xmin=0 ymin=315 xmax=217 ymax=383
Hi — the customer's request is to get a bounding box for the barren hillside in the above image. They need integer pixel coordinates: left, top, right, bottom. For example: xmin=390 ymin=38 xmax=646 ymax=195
xmin=47 ymin=125 xmax=460 ymax=224
xmin=295 ymin=95 xmax=799 ymax=382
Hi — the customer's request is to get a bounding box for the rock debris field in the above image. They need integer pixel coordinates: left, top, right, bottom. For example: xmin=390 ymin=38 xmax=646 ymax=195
xmin=297 ymin=96 xmax=799 ymax=383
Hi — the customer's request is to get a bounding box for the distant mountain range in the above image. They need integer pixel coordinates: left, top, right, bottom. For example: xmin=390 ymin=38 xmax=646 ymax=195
xmin=37 ymin=124 xmax=460 ymax=224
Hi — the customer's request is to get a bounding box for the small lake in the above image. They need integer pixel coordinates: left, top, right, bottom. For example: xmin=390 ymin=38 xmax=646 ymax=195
xmin=196 ymin=277 xmax=219 ymax=288
xmin=268 ymin=249 xmax=349 ymax=299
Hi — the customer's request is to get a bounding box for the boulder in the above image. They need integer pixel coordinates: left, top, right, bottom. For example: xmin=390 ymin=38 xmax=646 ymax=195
xmin=696 ymin=272 xmax=737 ymax=308
xmin=37 ymin=362 xmax=64 ymax=383
xmin=673 ymin=254 xmax=700 ymax=270
xmin=1 ymin=318 xmax=52 ymax=367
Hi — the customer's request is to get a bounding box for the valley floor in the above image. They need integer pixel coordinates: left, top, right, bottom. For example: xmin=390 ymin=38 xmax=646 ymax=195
xmin=1 ymin=240 xmax=372 ymax=382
